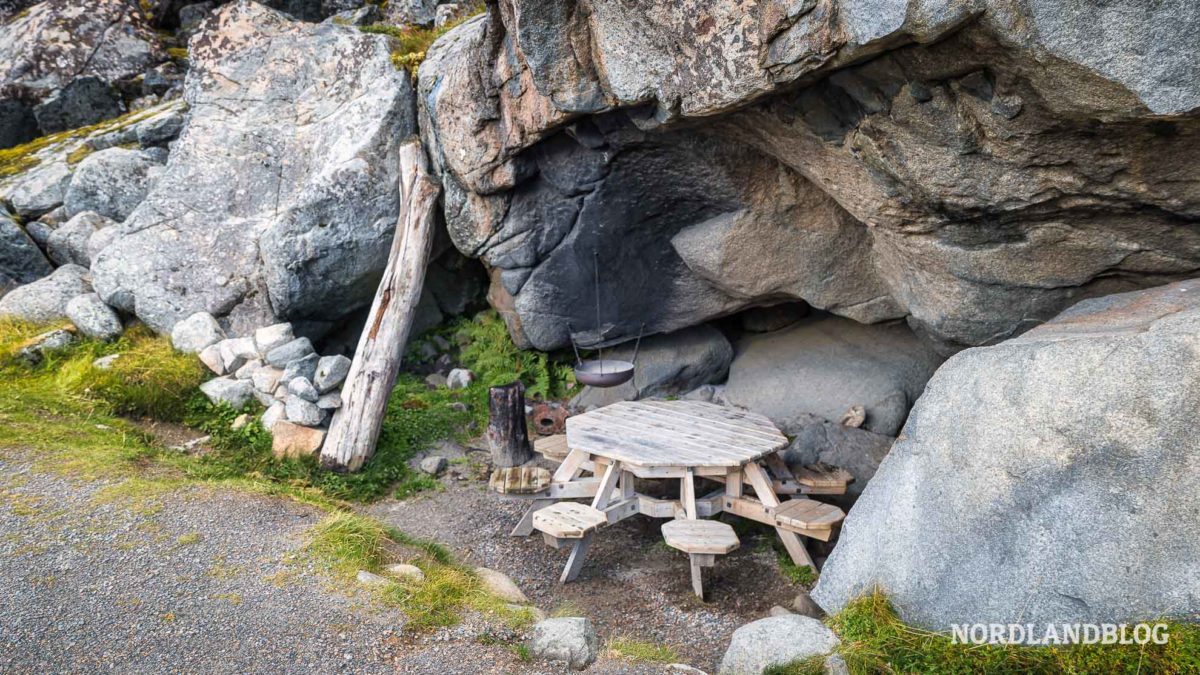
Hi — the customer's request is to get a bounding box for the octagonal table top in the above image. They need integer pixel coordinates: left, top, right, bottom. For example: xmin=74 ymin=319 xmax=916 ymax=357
xmin=565 ymin=399 xmax=787 ymax=468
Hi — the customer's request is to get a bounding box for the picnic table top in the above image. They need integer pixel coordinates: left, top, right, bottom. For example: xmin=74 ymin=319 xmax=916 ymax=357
xmin=565 ymin=400 xmax=788 ymax=468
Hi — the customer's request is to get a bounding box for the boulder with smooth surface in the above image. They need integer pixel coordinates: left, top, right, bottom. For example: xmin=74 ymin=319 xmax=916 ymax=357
xmin=527 ymin=618 xmax=599 ymax=671
xmin=0 ymin=210 xmax=52 ymax=294
xmin=65 ymin=293 xmax=123 ymax=340
xmin=814 ymin=279 xmax=1200 ymax=629
xmin=0 ymin=264 xmax=91 ymax=322
xmin=724 ymin=316 xmax=944 ymax=436
xmin=718 ymin=615 xmax=840 ymax=675
xmin=47 ymin=211 xmax=117 ymax=267
xmin=170 ymin=311 xmax=224 ymax=353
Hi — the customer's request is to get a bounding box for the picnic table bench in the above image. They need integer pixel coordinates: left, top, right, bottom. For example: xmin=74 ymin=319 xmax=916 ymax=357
xmin=496 ymin=400 xmax=851 ymax=598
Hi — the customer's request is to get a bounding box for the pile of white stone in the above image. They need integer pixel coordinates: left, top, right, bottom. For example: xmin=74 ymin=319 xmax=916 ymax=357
xmin=171 ymin=311 xmax=351 ymax=459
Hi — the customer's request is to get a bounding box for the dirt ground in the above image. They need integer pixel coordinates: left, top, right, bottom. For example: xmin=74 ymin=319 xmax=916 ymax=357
xmin=368 ymin=454 xmax=815 ymax=672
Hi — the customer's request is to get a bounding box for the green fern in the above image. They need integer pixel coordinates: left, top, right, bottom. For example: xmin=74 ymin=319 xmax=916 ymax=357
xmin=454 ymin=311 xmax=572 ymax=399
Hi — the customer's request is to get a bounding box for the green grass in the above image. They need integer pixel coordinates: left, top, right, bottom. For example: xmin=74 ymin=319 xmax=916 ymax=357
xmin=606 ymin=637 xmax=680 ymax=663
xmin=359 ymin=4 xmax=484 ymax=75
xmin=763 ymin=657 xmax=825 ymax=675
xmin=0 ymin=106 xmax=169 ymax=180
xmin=302 ymin=512 xmax=534 ymax=631
xmin=827 ymin=591 xmax=1200 ymax=674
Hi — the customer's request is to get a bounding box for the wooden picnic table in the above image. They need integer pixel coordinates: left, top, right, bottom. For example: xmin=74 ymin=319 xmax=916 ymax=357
xmin=512 ymin=400 xmax=847 ymax=597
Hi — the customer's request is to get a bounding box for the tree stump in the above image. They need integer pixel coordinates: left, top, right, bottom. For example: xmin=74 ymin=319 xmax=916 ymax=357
xmin=487 ymin=381 xmax=534 ymax=467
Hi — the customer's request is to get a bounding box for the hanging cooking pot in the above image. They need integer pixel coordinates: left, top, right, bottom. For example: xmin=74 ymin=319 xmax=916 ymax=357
xmin=566 ymin=250 xmax=643 ymax=388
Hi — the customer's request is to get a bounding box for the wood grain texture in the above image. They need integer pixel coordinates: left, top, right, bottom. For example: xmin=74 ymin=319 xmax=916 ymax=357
xmin=320 ymin=140 xmax=440 ymax=472
xmin=566 ymin=400 xmax=787 ymax=467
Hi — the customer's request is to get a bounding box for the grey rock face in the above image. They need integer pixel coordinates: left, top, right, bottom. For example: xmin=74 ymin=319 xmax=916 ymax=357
xmin=65 ymin=293 xmax=123 ymax=340
xmin=813 ymin=279 xmax=1200 ymax=629
xmin=64 ymin=148 xmax=160 ymax=221
xmin=419 ymin=2 xmax=1200 ymax=353
xmin=717 ymin=615 xmax=839 ymax=675
xmin=285 ymin=395 xmax=324 ymax=426
xmin=0 ymin=0 xmax=165 ymax=141
xmin=32 ymin=77 xmax=124 ymax=134
xmin=280 ymin=353 xmax=319 ymax=385
xmin=570 ymin=324 xmax=734 ymax=411
xmin=527 ymin=617 xmax=599 ymax=671
xmin=0 ymin=263 xmax=91 ymax=322
xmin=784 ymin=413 xmax=894 ymax=501
xmin=315 ymin=391 xmax=341 ymax=409
xmin=0 ymin=209 xmax=52 ymax=294
xmin=287 ymin=376 xmax=319 ymax=403
xmin=170 ymin=311 xmax=224 ymax=353
xmin=253 ymin=323 xmax=295 ymax=355
xmin=313 ymin=354 xmax=350 ymax=393
xmin=90 ymin=0 xmax=417 ymax=335
xmin=47 ymin=211 xmax=117 ymax=267
xmin=6 ymin=161 xmax=72 ymax=218
xmin=266 ymin=337 xmax=315 ymax=368
xmin=724 ymin=316 xmax=945 ymax=436
xmin=199 ymin=376 xmax=254 ymax=409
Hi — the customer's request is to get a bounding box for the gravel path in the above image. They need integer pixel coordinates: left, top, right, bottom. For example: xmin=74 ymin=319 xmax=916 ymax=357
xmin=0 ymin=448 xmax=786 ymax=674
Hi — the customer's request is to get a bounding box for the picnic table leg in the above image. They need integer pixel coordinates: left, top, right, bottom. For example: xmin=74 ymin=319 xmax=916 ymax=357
xmin=743 ymin=461 xmax=815 ymax=569
xmin=561 ymin=459 xmax=622 ymax=583
xmin=681 ymin=467 xmax=697 ymax=519
xmin=511 ymin=498 xmax=555 ymax=537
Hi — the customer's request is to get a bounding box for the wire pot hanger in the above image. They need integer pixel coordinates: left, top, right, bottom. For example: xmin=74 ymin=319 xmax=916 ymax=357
xmin=567 ymin=250 xmax=644 ymax=388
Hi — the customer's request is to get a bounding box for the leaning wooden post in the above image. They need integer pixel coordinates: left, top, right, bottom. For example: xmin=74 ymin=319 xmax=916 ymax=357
xmin=320 ymin=139 xmax=440 ymax=472
xmin=487 ymin=381 xmax=534 ymax=467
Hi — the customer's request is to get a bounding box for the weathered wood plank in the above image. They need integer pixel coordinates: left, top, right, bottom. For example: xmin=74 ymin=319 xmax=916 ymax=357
xmin=320 ymin=140 xmax=439 ymax=473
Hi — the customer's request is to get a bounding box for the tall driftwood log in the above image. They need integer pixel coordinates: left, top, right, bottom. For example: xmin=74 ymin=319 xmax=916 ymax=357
xmin=487 ymin=381 xmax=534 ymax=467
xmin=320 ymin=139 xmax=440 ymax=472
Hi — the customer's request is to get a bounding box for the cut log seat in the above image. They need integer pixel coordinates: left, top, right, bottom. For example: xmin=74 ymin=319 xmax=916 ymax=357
xmin=774 ymin=498 xmax=845 ymax=531
xmin=489 ymin=466 xmax=551 ymax=495
xmin=532 ymin=502 xmax=608 ymax=539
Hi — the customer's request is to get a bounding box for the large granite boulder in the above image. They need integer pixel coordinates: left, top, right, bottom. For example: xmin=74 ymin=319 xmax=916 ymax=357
xmin=418 ymin=2 xmax=1200 ymax=353
xmin=91 ymin=0 xmax=417 ymax=335
xmin=0 ymin=208 xmax=52 ymax=296
xmin=63 ymin=147 xmax=162 ymax=221
xmin=724 ymin=316 xmax=945 ymax=436
xmin=0 ymin=263 xmax=91 ymax=322
xmin=0 ymin=0 xmax=166 ymax=145
xmin=813 ymin=280 xmax=1200 ymax=629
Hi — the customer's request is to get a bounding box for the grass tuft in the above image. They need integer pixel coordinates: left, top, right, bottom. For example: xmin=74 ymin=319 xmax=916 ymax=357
xmin=830 ymin=590 xmax=1200 ymax=674
xmin=359 ymin=4 xmax=484 ymax=75
xmin=303 ymin=512 xmax=392 ymax=579
xmin=606 ymin=637 xmax=681 ymax=664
